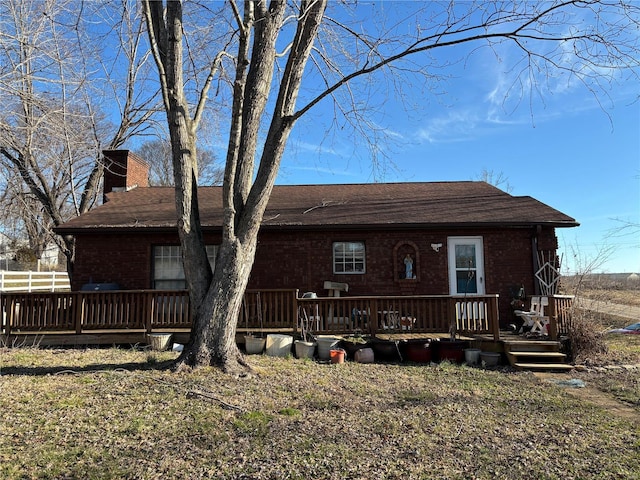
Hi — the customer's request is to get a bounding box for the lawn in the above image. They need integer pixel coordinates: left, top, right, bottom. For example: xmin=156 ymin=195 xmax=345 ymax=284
xmin=1 ymin=344 xmax=638 ymax=480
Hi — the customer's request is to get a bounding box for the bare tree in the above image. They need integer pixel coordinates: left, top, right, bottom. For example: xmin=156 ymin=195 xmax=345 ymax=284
xmin=475 ymin=169 xmax=514 ymax=193
xmin=0 ymin=0 xmax=160 ymax=273
xmin=143 ymin=0 xmax=639 ymax=372
xmin=137 ymin=138 xmax=224 ymax=186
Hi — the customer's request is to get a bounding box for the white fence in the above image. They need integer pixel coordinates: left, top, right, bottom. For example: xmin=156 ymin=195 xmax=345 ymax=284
xmin=0 ymin=271 xmax=70 ymax=292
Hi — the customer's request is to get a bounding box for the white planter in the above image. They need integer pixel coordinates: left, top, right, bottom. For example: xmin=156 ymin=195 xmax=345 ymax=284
xmin=316 ymin=335 xmax=341 ymax=360
xmin=265 ymin=334 xmax=293 ymax=357
xmin=294 ymin=340 xmax=316 ymax=359
xmin=245 ymin=335 xmax=266 ymax=355
xmin=148 ymin=333 xmax=172 ymax=351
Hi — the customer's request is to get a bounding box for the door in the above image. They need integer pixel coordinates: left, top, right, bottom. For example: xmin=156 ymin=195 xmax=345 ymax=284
xmin=448 ymin=237 xmax=485 ymax=295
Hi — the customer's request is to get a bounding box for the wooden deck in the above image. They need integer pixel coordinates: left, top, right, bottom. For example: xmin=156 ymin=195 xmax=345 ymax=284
xmin=2 ymin=290 xmax=574 ymax=366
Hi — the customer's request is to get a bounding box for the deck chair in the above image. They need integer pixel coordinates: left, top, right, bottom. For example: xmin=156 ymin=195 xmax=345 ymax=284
xmin=514 ymin=296 xmax=549 ymax=334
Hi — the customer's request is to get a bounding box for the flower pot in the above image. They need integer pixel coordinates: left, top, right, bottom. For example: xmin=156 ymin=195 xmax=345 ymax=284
xmin=354 ymin=347 xmax=374 ymax=363
xmin=403 ymin=339 xmax=432 ymax=364
xmin=340 ymin=337 xmax=371 ymax=359
xmin=265 ymin=334 xmax=293 ymax=357
xmin=244 ymin=335 xmax=266 ymax=355
xmin=434 ymin=339 xmax=467 ymax=363
xmin=316 ymin=335 xmax=341 ymax=360
xmin=480 ymin=351 xmax=501 ymax=367
xmin=148 ymin=333 xmax=172 ymax=351
xmin=294 ymin=340 xmax=316 ymax=359
xmin=464 ymin=348 xmax=481 ymax=365
xmin=371 ymin=339 xmax=401 ymax=362
xmin=329 ymin=348 xmax=346 ymax=364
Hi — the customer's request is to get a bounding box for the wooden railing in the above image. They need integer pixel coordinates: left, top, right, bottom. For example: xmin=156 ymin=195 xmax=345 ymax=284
xmin=297 ymin=294 xmax=500 ymax=340
xmin=548 ymin=294 xmax=575 ymax=340
xmin=1 ymin=289 xmax=299 ymax=336
xmin=2 ymin=289 xmax=500 ymax=341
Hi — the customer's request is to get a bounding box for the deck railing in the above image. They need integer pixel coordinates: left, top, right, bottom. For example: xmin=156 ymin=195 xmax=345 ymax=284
xmin=548 ymin=294 xmax=575 ymax=339
xmin=2 ymin=289 xmax=502 ymax=340
xmin=297 ymin=294 xmax=500 ymax=339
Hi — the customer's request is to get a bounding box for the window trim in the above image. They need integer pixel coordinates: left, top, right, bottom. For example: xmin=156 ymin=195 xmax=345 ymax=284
xmin=332 ymin=241 xmax=366 ymax=275
xmin=152 ymin=244 xmax=218 ymax=290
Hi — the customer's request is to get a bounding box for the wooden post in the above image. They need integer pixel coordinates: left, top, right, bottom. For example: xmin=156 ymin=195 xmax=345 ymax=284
xmin=74 ymin=292 xmax=84 ymax=334
xmin=370 ymin=298 xmax=379 ymax=336
xmin=146 ymin=291 xmax=154 ymax=334
xmin=490 ymin=295 xmax=500 ymax=342
xmin=548 ymin=296 xmax=558 ymax=341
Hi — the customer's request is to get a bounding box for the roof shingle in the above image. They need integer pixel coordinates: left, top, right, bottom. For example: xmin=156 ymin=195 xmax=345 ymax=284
xmin=55 ymin=181 xmax=579 ymax=233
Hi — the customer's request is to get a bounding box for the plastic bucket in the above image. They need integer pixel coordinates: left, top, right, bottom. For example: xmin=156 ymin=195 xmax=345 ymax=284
xmin=245 ymin=335 xmax=266 ymax=355
xmin=464 ymin=348 xmax=481 ymax=365
xmin=330 ymin=348 xmax=346 ymax=364
xmin=316 ymin=335 xmax=341 ymax=360
xmin=265 ymin=334 xmax=293 ymax=357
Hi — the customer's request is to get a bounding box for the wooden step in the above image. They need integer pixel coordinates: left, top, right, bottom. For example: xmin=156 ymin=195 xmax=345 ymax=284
xmin=514 ymin=362 xmax=574 ymax=371
xmin=508 ymin=351 xmax=567 ymax=359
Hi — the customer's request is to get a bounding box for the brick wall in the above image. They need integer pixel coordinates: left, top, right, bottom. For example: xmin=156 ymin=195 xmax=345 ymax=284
xmin=71 ymin=225 xmax=558 ymax=325
xmin=102 ymin=150 xmax=149 ymax=203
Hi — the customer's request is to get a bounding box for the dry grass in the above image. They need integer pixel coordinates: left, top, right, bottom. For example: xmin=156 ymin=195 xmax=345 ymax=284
xmin=1 ymin=346 xmax=638 ymax=480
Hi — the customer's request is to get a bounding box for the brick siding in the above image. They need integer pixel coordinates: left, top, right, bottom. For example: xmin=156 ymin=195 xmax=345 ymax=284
xmin=71 ymin=226 xmax=558 ymax=326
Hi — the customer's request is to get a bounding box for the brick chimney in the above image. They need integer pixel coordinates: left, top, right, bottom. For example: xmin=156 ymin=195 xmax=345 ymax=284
xmin=102 ymin=150 xmax=150 ymax=203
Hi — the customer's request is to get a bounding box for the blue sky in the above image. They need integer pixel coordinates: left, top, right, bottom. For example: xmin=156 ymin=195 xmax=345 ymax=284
xmin=271 ymin=5 xmax=639 ymax=275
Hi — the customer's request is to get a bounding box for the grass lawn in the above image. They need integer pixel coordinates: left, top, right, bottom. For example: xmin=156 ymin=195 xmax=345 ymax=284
xmin=1 ymin=343 xmax=638 ymax=480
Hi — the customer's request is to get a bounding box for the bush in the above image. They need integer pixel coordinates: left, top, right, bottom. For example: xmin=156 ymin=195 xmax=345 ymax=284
xmin=565 ymin=310 xmax=608 ymax=364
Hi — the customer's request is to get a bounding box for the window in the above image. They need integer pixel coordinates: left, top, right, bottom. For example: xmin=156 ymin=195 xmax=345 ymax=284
xmin=333 ymin=241 xmax=365 ymax=274
xmin=153 ymin=245 xmax=218 ymax=289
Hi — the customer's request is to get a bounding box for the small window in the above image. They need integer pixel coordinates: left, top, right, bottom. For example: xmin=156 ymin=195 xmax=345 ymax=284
xmin=333 ymin=241 xmax=365 ymax=274
xmin=153 ymin=245 xmax=218 ymax=289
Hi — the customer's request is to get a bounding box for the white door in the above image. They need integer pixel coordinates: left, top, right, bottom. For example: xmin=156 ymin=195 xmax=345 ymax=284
xmin=448 ymin=237 xmax=485 ymax=295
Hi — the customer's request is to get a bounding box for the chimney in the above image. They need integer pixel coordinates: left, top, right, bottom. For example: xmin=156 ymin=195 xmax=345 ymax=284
xmin=102 ymin=150 xmax=150 ymax=203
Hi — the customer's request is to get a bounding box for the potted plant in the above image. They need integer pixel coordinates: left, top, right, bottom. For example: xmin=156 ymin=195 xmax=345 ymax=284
xmin=339 ymin=331 xmax=371 ymax=359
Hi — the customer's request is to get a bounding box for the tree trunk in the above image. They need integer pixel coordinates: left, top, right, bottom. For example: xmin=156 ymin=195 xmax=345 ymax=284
xmin=174 ymin=235 xmax=257 ymax=374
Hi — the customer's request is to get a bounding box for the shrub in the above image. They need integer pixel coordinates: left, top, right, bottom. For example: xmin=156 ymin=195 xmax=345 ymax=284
xmin=565 ymin=310 xmax=607 ymax=364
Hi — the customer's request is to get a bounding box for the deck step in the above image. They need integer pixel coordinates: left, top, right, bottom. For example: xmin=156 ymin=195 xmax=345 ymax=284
xmin=514 ymin=362 xmax=574 ymax=371
xmin=508 ymin=351 xmax=566 ymax=359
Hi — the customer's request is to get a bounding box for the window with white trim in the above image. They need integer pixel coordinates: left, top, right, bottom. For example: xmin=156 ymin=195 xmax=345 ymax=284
xmin=153 ymin=245 xmax=218 ymax=289
xmin=333 ymin=241 xmax=365 ymax=274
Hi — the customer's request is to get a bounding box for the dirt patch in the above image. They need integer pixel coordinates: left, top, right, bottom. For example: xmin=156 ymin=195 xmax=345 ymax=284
xmin=534 ymin=372 xmax=640 ymax=422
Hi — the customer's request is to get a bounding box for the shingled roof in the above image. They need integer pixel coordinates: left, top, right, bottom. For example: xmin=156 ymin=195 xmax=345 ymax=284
xmin=55 ymin=181 xmax=578 ymax=233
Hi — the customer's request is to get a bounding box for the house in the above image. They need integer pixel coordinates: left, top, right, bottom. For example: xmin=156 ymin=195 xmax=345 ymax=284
xmin=54 ymin=150 xmax=578 ymax=327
